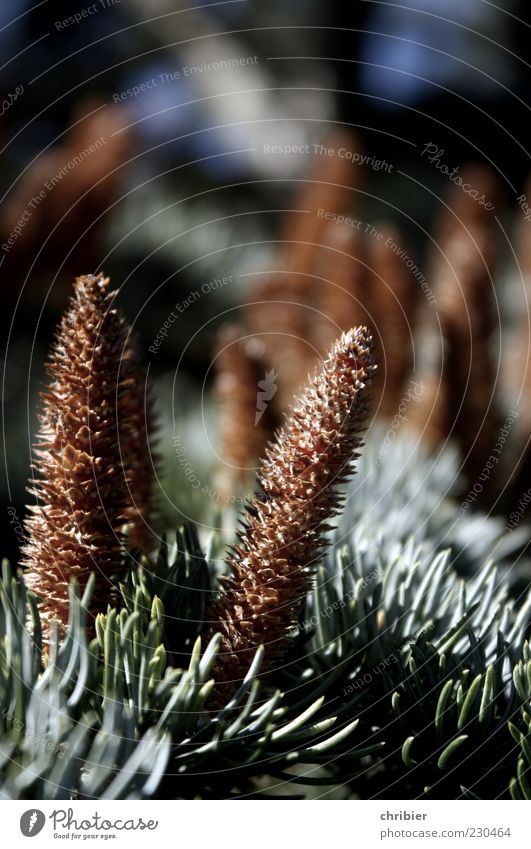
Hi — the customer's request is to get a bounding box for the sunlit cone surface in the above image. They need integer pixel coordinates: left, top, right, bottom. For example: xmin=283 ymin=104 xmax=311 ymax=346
xmin=207 ymin=327 xmax=376 ymax=691
xmin=23 ymin=274 xmax=152 ymax=641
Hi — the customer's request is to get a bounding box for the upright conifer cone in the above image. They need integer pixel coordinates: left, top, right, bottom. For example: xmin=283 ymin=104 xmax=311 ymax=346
xmin=214 ymin=324 xmax=279 ymax=501
xmin=119 ymin=335 xmax=158 ymax=553
xmin=23 ymin=274 xmax=149 ymax=641
xmin=208 ymin=327 xmax=376 ymax=688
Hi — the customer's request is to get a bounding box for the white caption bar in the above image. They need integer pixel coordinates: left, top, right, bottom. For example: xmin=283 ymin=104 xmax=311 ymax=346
xmin=2 ymin=800 xmax=529 ymax=848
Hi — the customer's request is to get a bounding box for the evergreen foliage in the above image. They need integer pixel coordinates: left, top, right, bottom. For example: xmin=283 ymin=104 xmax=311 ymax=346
xmin=2 ymin=435 xmax=529 ymax=799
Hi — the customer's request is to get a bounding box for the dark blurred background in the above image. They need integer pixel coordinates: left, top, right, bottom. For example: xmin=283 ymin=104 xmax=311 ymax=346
xmin=2 ymin=0 xmax=531 ymax=564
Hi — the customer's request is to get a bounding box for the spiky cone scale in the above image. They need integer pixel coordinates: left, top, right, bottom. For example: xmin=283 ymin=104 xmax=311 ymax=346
xmin=207 ymin=327 xmax=376 ymax=697
xmin=214 ymin=324 xmax=280 ymax=502
xmin=23 ymin=274 xmax=134 ymax=643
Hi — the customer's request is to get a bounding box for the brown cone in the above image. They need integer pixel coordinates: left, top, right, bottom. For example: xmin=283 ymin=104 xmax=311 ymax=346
xmin=23 ymin=274 xmax=154 ymax=642
xmin=119 ymin=336 xmax=158 ymax=553
xmin=426 ymin=226 xmax=501 ymax=486
xmin=214 ymin=324 xmax=280 ymax=501
xmin=245 ymin=131 xmax=365 ymax=409
xmin=366 ymin=223 xmax=419 ymax=418
xmin=207 ymin=327 xmax=376 ymax=693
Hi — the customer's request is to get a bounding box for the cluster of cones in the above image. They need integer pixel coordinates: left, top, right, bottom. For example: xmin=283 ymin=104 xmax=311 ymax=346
xmin=22 ymin=132 xmax=531 ymax=688
xmin=1 ymin=101 xmax=132 ymax=330
xmin=214 ymin=132 xmax=531 ymax=511
xmin=215 ymin=131 xmax=418 ymax=499
xmin=24 ymin=274 xmax=377 ymax=696
xmin=23 ymin=274 xmax=157 ymax=643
